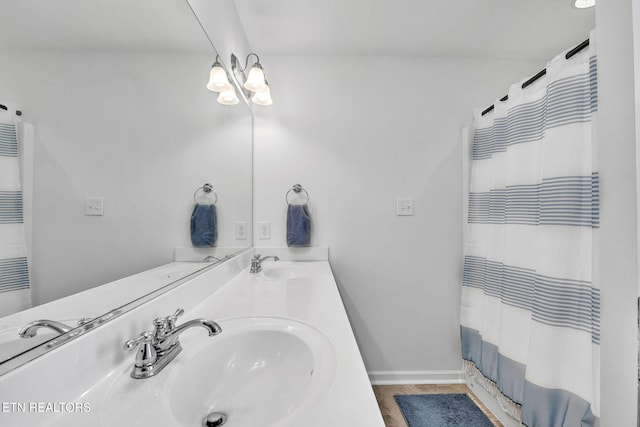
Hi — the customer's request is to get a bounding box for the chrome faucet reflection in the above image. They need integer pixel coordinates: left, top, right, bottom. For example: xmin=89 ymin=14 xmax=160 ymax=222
xmin=124 ymin=308 xmax=222 ymax=379
xmin=18 ymin=318 xmax=92 ymax=338
xmin=249 ymin=254 xmax=280 ymax=273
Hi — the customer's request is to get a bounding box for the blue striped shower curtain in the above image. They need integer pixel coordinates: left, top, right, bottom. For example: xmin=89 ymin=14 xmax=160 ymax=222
xmin=461 ymin=31 xmax=599 ymax=426
xmin=0 ymin=107 xmax=31 ymax=316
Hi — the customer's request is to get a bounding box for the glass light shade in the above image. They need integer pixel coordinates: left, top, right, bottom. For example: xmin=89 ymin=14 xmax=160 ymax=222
xmin=217 ymin=86 xmax=239 ymax=105
xmin=206 ymin=64 xmax=230 ymax=92
xmin=251 ymin=84 xmax=273 ymax=106
xmin=573 ymin=0 xmax=594 ymax=8
xmin=243 ymin=64 xmax=267 ymax=92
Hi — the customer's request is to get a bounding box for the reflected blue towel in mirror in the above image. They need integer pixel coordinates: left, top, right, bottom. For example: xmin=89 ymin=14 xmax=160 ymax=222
xmin=190 ymin=203 xmax=217 ymax=247
xmin=287 ymin=204 xmax=310 ymax=247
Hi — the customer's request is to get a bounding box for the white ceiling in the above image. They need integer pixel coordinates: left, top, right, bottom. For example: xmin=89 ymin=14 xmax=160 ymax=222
xmin=0 ymin=0 xmax=595 ymax=60
xmin=234 ymin=0 xmax=596 ymax=60
xmin=0 ymin=0 xmax=212 ymax=52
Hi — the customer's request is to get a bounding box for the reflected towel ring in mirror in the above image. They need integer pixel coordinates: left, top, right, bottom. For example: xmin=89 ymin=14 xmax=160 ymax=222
xmin=194 ymin=183 xmax=218 ymax=204
xmin=285 ymin=184 xmax=309 ymax=205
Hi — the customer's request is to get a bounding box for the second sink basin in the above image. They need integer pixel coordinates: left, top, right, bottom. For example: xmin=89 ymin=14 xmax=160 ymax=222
xmin=261 ymin=262 xmax=321 ymax=280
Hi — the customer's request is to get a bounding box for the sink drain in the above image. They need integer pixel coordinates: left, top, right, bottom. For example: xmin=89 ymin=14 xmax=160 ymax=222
xmin=202 ymin=411 xmax=227 ymax=427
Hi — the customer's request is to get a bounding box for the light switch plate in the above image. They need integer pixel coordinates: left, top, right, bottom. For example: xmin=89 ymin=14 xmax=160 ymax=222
xmin=258 ymin=221 xmax=271 ymax=239
xmin=397 ymin=198 xmax=415 ymax=216
xmin=235 ymin=221 xmax=248 ymax=240
xmin=84 ymin=197 xmax=104 ymax=216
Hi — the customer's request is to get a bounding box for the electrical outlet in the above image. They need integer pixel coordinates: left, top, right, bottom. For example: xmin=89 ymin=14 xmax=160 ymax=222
xmin=84 ymin=197 xmax=104 ymax=216
xmin=236 ymin=221 xmax=248 ymax=240
xmin=258 ymin=221 xmax=271 ymax=239
xmin=397 ymin=198 xmax=415 ymax=216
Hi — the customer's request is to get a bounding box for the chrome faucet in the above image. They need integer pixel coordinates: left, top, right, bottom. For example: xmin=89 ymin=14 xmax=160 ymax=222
xmin=124 ymin=308 xmax=221 ymax=379
xmin=202 ymin=255 xmax=221 ymax=262
xmin=18 ymin=318 xmax=92 ymax=338
xmin=249 ymin=254 xmax=279 ymax=273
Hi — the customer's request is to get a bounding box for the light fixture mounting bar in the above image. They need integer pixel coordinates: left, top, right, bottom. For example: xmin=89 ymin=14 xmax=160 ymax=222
xmin=230 ymin=53 xmax=252 ymax=99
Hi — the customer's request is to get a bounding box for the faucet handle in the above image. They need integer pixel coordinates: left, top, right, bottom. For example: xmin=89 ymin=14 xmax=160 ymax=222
xmin=124 ymin=330 xmax=158 ymax=371
xmin=123 ymin=330 xmax=154 ymax=351
xmin=152 ymin=317 xmax=169 ymax=341
xmin=163 ymin=308 xmax=184 ymax=332
xmin=167 ymin=308 xmax=184 ymax=324
xmin=153 ymin=317 xmax=168 ymax=328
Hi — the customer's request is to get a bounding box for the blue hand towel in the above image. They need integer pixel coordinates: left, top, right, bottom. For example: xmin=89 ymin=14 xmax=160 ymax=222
xmin=287 ymin=204 xmax=311 ymax=247
xmin=190 ymin=203 xmax=217 ymax=247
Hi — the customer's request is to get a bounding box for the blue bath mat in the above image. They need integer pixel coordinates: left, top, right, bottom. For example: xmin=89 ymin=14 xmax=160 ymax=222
xmin=394 ymin=393 xmax=494 ymax=427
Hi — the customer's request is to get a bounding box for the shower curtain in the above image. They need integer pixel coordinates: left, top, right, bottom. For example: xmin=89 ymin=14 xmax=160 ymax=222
xmin=461 ymin=31 xmax=599 ymax=426
xmin=0 ymin=106 xmax=31 ymax=316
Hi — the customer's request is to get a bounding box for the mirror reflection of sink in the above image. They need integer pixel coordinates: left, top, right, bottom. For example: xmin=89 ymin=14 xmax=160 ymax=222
xmin=168 ymin=316 xmax=336 ymax=426
xmin=0 ymin=331 xmax=57 ymax=362
xmin=0 ymin=319 xmax=82 ymax=363
xmin=261 ymin=262 xmax=320 ymax=280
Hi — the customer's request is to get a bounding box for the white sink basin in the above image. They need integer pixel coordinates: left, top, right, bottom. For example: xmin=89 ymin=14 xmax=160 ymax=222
xmin=168 ymin=316 xmax=336 ymax=426
xmin=100 ymin=316 xmax=336 ymax=427
xmin=261 ymin=262 xmax=320 ymax=280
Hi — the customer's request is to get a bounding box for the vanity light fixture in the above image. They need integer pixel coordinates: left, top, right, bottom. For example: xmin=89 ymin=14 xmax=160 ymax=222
xmin=572 ymin=0 xmax=594 ymax=8
xmin=206 ymin=56 xmax=240 ymax=105
xmin=231 ymin=53 xmax=273 ymax=106
xmin=251 ymin=80 xmax=273 ymax=106
xmin=206 ymin=57 xmax=230 ymax=92
xmin=217 ymin=86 xmax=240 ymax=105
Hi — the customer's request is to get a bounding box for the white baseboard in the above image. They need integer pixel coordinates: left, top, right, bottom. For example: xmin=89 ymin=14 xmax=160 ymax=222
xmin=368 ymin=370 xmax=464 ymax=385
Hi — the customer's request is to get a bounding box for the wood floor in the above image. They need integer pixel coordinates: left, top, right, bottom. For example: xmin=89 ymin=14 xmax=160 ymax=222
xmin=372 ymin=384 xmax=504 ymax=427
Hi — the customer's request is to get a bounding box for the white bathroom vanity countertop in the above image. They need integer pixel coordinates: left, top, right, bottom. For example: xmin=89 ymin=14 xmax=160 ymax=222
xmin=37 ymin=259 xmax=385 ymax=427
xmin=184 ymin=260 xmax=386 ymax=427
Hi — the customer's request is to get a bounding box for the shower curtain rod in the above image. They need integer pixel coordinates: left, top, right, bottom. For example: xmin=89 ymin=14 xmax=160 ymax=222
xmin=0 ymin=104 xmax=22 ymax=116
xmin=480 ymin=38 xmax=590 ymax=117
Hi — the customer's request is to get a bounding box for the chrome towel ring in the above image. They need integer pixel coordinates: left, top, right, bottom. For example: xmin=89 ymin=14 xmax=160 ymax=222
xmin=194 ymin=183 xmax=218 ymax=204
xmin=285 ymin=183 xmax=309 ymax=205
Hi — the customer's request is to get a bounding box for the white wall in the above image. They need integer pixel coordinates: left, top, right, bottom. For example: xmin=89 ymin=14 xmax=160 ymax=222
xmin=253 ymin=55 xmax=542 ymax=376
xmin=251 ymin=4 xmax=640 ymax=422
xmin=597 ymin=0 xmax=638 ymax=425
xmin=0 ymin=51 xmax=253 ymax=305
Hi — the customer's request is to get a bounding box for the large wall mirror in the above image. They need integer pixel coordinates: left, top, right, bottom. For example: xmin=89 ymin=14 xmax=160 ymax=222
xmin=0 ymin=0 xmax=252 ymax=369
